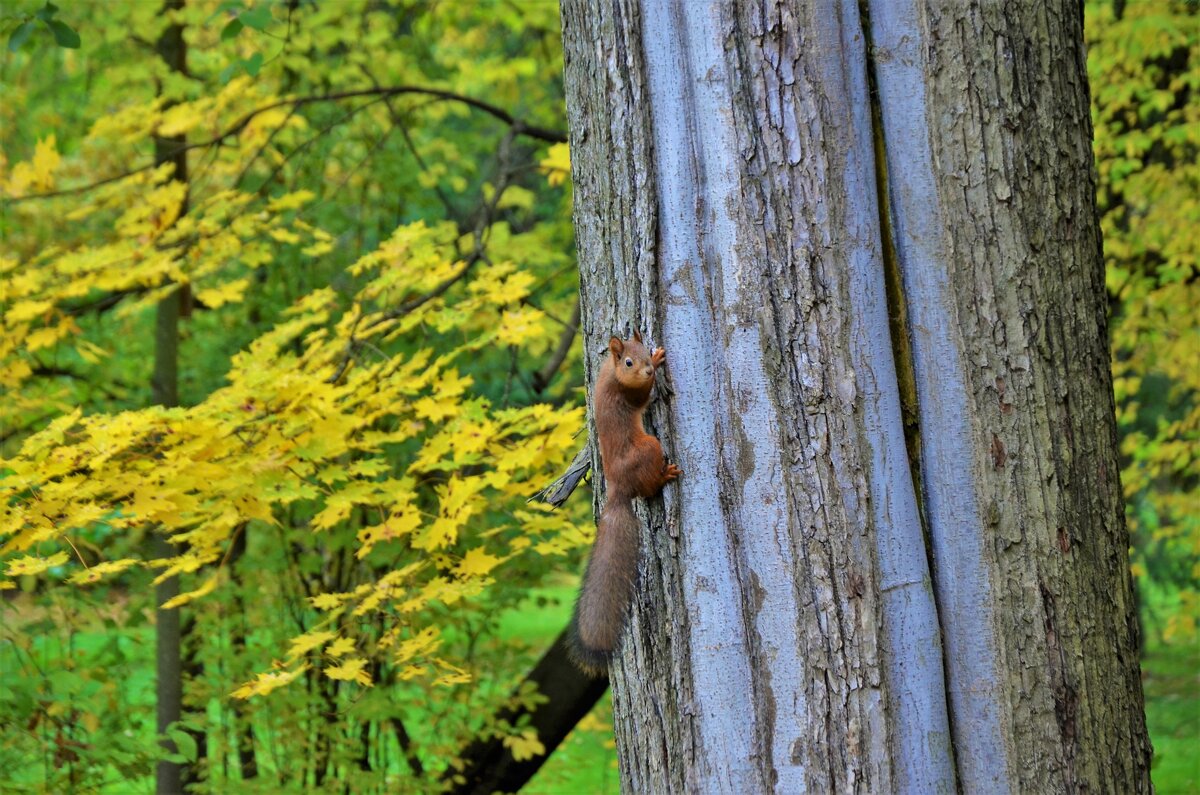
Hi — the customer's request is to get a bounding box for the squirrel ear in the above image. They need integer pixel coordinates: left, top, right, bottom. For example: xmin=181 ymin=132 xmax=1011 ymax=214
xmin=632 ymin=330 xmax=643 ymax=344
xmin=609 ymin=336 xmax=624 ymax=358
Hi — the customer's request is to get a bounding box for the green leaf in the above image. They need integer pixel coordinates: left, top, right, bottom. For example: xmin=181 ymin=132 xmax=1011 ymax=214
xmin=46 ymin=19 xmax=79 ymax=49
xmin=239 ymin=4 xmax=273 ymax=31
xmin=221 ymin=17 xmax=243 ymax=41
xmin=166 ymin=726 xmax=198 ymax=763
xmin=7 ymin=21 xmax=34 ymax=52
xmin=35 ymin=2 xmax=59 ymax=22
xmin=206 ymin=0 xmax=243 ymax=24
xmin=48 ymin=668 xmax=83 ymax=696
xmin=242 ymin=52 xmax=263 ymax=77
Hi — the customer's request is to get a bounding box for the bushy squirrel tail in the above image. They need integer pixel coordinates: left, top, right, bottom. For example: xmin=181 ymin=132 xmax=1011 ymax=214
xmin=569 ymin=495 xmax=639 ymax=675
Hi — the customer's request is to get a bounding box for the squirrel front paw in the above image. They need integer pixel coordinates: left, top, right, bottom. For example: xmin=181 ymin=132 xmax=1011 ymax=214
xmin=663 ymin=463 xmax=682 ymax=482
xmin=652 ymin=347 xmax=666 ymax=369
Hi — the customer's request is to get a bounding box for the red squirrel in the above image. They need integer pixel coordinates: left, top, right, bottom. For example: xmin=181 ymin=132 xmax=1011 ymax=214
xmin=570 ymin=331 xmax=681 ymax=674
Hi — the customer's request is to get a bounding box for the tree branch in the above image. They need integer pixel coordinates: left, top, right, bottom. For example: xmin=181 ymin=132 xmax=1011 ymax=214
xmin=531 ymin=299 xmax=580 ymax=394
xmin=8 ymin=86 xmax=566 ymax=204
xmin=327 ymin=128 xmax=520 ymax=384
xmin=446 ymin=628 xmax=608 ymax=795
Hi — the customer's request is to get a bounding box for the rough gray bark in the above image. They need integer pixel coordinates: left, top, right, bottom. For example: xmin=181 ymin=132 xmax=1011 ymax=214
xmin=868 ymin=1 xmax=1152 ymax=791
xmin=563 ymin=0 xmax=950 ymax=791
xmin=560 ymin=0 xmax=1150 ymax=792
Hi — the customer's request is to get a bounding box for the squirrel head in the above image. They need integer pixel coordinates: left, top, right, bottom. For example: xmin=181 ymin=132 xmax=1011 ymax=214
xmin=609 ymin=331 xmax=655 ymax=390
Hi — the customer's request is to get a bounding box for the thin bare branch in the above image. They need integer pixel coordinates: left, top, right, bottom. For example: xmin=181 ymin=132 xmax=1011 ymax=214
xmin=532 ymin=299 xmax=581 ymax=394
xmin=8 ymin=86 xmax=566 ymax=204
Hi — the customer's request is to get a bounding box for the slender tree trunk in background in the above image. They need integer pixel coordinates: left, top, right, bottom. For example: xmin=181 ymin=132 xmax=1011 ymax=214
xmin=226 ymin=527 xmax=258 ymax=781
xmin=153 ymin=1 xmax=191 ymax=792
xmin=559 ymin=0 xmax=1151 ymax=792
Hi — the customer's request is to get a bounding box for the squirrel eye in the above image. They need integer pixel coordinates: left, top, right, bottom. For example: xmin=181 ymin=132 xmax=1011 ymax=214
xmin=624 ymin=358 xmax=633 ymax=367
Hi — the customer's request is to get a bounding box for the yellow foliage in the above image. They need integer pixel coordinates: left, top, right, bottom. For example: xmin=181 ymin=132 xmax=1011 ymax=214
xmin=3 ymin=156 xmax=584 ymax=706
xmin=454 ymin=546 xmax=504 ymax=578
xmin=502 ymin=729 xmax=546 ymax=762
xmin=287 ymin=630 xmax=337 ymax=658
xmin=5 ymin=551 xmax=70 ymax=577
xmin=160 ymin=575 xmax=219 ymax=610
xmin=232 ymin=664 xmax=308 ymax=700
xmin=324 ymin=657 xmax=372 ymax=686
xmin=326 ymin=637 xmax=356 ymax=658
xmin=539 ymin=142 xmax=570 ymax=187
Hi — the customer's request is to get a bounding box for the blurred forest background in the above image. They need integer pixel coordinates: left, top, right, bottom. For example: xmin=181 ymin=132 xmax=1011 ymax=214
xmin=0 ymin=1 xmax=1195 ymax=792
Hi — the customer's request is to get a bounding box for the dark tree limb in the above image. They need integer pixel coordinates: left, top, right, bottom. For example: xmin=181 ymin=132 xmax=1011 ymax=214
xmin=9 ymin=85 xmax=565 ymax=204
xmin=446 ymin=629 xmax=608 ymax=795
xmin=531 ymin=299 xmax=581 ymax=394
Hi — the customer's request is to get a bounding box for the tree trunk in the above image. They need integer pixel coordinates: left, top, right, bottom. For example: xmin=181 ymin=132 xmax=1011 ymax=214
xmin=559 ymin=0 xmax=1150 ymax=792
xmin=866 ymin=1 xmax=1152 ymax=790
xmin=153 ymin=2 xmax=191 ymax=792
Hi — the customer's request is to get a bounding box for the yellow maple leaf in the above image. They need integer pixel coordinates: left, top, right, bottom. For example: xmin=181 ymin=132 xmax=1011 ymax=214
xmin=161 ymin=575 xmax=218 ymax=609
xmin=268 ymin=227 xmax=301 ymax=245
xmin=6 ymin=299 xmax=54 ymax=324
xmin=539 ymin=142 xmax=570 ymax=187
xmin=310 ymin=592 xmax=348 ymax=611
xmin=413 ymin=395 xmax=458 ymax=422
xmin=413 ymin=517 xmax=457 ymax=551
xmin=5 ymin=551 xmax=69 ymax=577
xmin=496 ymin=307 xmax=546 ymax=346
xmin=302 ymin=240 xmax=333 ymax=258
xmin=431 ymin=657 xmax=472 ymax=687
xmin=195 ymin=278 xmax=250 ymax=309
xmin=23 ymin=322 xmax=70 ymax=352
xmin=157 ymin=103 xmax=204 ymax=138
xmin=394 ymin=626 xmax=441 ymax=664
xmin=325 ymin=657 xmax=372 ymax=686
xmin=267 ymin=190 xmax=316 ymax=212
xmin=31 ymin=135 xmax=61 ymax=191
xmin=502 ymin=729 xmax=546 ymax=762
xmin=232 ymin=664 xmax=308 ymax=700
xmin=454 ymin=546 xmax=503 ymax=578
xmin=449 ymin=418 xmax=496 ymax=458
xmin=287 ymin=630 xmax=336 ymax=658
xmin=69 ymin=558 xmax=139 ymax=585
xmin=396 ymin=664 xmax=426 ymax=681
xmin=326 ymin=637 xmax=356 ymax=658
xmin=76 ymin=340 xmax=111 ymax=364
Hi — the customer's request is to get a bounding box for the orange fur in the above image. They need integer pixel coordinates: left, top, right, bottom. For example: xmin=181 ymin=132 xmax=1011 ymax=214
xmin=570 ymin=332 xmax=680 ymax=674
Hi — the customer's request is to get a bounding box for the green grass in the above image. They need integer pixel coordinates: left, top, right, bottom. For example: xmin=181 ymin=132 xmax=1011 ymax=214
xmin=2 ymin=587 xmax=1194 ymax=794
xmin=494 ymin=585 xmax=619 ymax=795
xmin=1145 ymin=637 xmax=1200 ymax=794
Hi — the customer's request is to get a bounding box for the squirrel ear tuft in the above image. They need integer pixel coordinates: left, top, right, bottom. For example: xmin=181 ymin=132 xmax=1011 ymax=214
xmin=632 ymin=330 xmax=643 ymax=344
xmin=609 ymin=336 xmax=624 ymax=358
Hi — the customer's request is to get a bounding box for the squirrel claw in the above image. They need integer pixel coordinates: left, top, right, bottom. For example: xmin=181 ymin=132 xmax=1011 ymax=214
xmin=652 ymin=347 xmax=667 ymax=369
xmin=663 ymin=463 xmax=682 ymax=482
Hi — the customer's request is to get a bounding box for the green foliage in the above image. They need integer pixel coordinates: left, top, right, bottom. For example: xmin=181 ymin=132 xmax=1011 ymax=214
xmin=2 ymin=1 xmax=589 ymax=791
xmin=1087 ymin=0 xmax=1200 ymax=644
xmin=1137 ymin=582 xmax=1200 ymax=792
xmin=6 ymin=2 xmax=81 ymax=53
